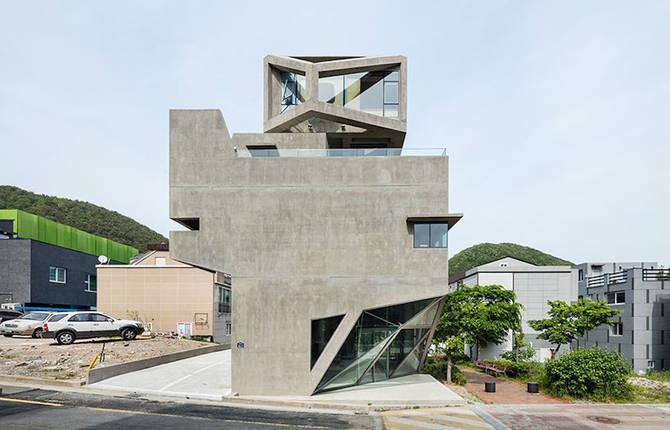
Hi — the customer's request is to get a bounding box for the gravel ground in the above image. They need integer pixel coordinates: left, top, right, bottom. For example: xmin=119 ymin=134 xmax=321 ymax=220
xmin=0 ymin=335 xmax=212 ymax=381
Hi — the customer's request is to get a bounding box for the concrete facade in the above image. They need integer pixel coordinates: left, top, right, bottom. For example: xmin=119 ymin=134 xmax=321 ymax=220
xmin=573 ymin=262 xmax=669 ymax=373
xmin=97 ymin=250 xmax=231 ymax=343
xmin=449 ymin=257 xmax=578 ymax=361
xmin=169 ymin=56 xmax=461 ymax=395
xmin=0 ymin=238 xmax=118 ymax=310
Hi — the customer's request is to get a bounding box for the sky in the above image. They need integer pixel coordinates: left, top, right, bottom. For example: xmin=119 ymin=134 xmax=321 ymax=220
xmin=1 ymin=1 xmax=669 ymax=265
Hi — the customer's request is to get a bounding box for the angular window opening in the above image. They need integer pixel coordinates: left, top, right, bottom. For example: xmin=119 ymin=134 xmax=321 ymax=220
xmin=413 ymin=223 xmax=447 ymax=248
xmin=247 ymin=145 xmax=279 ymax=158
xmin=174 ymin=218 xmax=200 ymax=231
xmin=314 ymin=297 xmax=441 ymax=393
xmin=279 ymin=71 xmax=306 ymax=113
xmin=311 ymin=314 xmax=345 ymax=369
xmin=318 ymin=67 xmax=399 ymax=118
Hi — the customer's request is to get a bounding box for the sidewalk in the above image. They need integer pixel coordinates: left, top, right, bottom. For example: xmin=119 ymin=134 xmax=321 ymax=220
xmin=461 ymin=367 xmax=568 ymax=404
xmin=90 ymin=349 xmax=231 ymax=400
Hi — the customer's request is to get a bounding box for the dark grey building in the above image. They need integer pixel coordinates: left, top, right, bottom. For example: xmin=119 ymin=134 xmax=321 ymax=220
xmin=0 ymin=238 xmax=125 ymax=310
xmin=574 ymin=262 xmax=670 ymax=373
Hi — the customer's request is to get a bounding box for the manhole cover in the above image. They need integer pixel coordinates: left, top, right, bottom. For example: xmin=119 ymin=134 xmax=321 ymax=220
xmin=587 ymin=416 xmax=621 ymax=424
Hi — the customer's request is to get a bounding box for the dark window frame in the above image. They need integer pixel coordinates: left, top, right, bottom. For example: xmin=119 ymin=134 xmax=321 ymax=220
xmin=413 ymin=223 xmax=448 ymax=249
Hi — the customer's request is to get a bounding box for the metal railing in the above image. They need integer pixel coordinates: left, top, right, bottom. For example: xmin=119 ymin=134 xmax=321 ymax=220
xmin=643 ymin=269 xmax=669 ymax=281
xmin=587 ymin=275 xmax=605 ymax=288
xmin=236 ymin=148 xmax=448 ymax=158
xmin=608 ymin=271 xmax=627 ymax=285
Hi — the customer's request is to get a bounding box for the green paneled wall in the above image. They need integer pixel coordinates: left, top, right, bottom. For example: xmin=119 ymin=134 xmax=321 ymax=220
xmin=0 ymin=209 xmax=138 ymax=263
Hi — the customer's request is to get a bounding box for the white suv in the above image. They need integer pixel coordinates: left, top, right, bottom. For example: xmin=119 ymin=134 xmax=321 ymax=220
xmin=42 ymin=311 xmax=144 ymax=345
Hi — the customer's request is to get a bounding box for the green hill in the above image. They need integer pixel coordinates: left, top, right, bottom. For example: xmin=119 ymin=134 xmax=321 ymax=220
xmin=0 ymin=185 xmax=167 ymax=253
xmin=449 ymin=242 xmax=573 ymax=276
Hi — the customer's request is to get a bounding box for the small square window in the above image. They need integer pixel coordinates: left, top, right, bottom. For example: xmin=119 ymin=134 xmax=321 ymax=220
xmin=49 ymin=266 xmax=66 ymax=283
xmin=612 ymin=322 xmax=623 ymax=336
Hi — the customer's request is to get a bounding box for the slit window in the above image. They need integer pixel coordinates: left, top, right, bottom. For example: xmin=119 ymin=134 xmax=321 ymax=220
xmin=612 ymin=322 xmax=623 ymax=336
xmin=413 ymin=223 xmax=447 ymax=248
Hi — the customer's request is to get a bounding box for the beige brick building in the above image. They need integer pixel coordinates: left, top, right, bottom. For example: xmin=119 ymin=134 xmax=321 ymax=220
xmin=97 ymin=248 xmax=231 ymax=342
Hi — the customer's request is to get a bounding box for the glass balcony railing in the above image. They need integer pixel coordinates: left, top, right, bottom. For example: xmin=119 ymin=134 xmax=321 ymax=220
xmin=236 ymin=148 xmax=447 ymax=158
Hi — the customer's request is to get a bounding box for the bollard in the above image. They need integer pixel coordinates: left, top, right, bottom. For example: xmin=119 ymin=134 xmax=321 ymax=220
xmin=485 ymin=381 xmax=496 ymax=392
xmin=527 ymin=382 xmax=539 ymax=393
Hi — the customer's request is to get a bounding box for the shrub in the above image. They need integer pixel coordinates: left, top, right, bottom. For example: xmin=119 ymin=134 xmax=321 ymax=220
xmin=421 ymin=356 xmax=467 ymax=385
xmin=500 ymin=347 xmax=536 ymax=362
xmin=545 ymin=348 xmax=631 ymax=400
xmin=488 ymin=359 xmax=530 ymax=377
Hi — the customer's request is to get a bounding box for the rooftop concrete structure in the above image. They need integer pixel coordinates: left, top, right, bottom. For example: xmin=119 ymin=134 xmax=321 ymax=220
xmin=169 ymin=55 xmax=461 ymax=396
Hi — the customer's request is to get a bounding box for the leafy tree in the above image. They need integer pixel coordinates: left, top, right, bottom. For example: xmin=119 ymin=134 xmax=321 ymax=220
xmin=501 ymin=332 xmax=536 ymax=362
xmin=434 ymin=284 xmax=523 ymax=373
xmin=528 ymin=299 xmax=621 ymax=360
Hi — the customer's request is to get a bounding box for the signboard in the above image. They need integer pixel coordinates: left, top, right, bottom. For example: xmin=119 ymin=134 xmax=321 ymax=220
xmin=177 ymin=322 xmax=192 ymax=337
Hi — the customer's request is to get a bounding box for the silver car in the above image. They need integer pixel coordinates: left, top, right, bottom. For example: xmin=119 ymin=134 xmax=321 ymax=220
xmin=0 ymin=311 xmax=55 ymax=338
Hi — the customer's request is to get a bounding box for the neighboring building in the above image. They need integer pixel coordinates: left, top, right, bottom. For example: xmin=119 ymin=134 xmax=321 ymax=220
xmin=573 ymin=262 xmax=669 ymax=373
xmin=449 ymin=256 xmax=577 ymax=361
xmin=169 ymin=55 xmax=461 ymax=395
xmin=96 ymin=246 xmax=232 ymax=343
xmin=0 ymin=209 xmax=138 ymax=310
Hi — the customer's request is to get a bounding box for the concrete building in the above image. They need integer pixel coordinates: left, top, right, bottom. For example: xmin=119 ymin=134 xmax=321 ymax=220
xmin=169 ymin=55 xmax=461 ymax=395
xmin=97 ymin=246 xmax=231 ymax=343
xmin=448 ymin=257 xmax=578 ymax=361
xmin=573 ymin=262 xmax=669 ymax=373
xmin=0 ymin=209 xmax=137 ymax=310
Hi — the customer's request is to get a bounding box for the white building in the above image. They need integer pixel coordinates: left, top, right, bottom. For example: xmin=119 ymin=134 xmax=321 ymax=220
xmin=448 ymin=256 xmax=578 ymax=361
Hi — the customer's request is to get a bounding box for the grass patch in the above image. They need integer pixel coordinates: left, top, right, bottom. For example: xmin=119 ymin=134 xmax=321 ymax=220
xmin=0 ymin=354 xmax=16 ymax=359
xmin=642 ymin=370 xmax=670 ymax=383
xmin=625 ymin=384 xmax=670 ymax=403
xmin=54 ymin=372 xmax=77 ymax=380
xmin=41 ymin=367 xmax=63 ymax=373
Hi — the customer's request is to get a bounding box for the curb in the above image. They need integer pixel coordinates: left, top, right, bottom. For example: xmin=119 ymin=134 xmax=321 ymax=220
xmin=0 ymin=374 xmax=86 ymax=388
xmin=87 ymin=343 xmax=230 ymax=384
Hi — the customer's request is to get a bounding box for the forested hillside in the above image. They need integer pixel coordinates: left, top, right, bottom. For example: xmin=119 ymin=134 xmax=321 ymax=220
xmin=449 ymin=242 xmax=573 ymax=276
xmin=0 ymin=186 xmax=167 ymax=252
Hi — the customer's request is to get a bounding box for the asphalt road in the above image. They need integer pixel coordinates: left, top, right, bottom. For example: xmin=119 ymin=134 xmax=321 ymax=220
xmin=0 ymin=385 xmax=378 ymax=430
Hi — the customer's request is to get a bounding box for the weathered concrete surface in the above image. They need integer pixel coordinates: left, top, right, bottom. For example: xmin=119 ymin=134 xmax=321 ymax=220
xmin=87 ymin=343 xmax=229 ymax=384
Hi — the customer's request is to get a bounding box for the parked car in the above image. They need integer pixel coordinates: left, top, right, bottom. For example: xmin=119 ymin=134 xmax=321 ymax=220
xmin=0 ymin=309 xmax=23 ymax=323
xmin=1 ymin=311 xmax=54 ymax=338
xmin=42 ymin=311 xmax=144 ymax=345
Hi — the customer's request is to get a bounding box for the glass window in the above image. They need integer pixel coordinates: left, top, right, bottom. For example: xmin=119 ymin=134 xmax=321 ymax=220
xmin=616 ymin=292 xmax=625 ymax=304
xmin=49 ymin=266 xmax=66 ymax=283
xmin=315 ymin=297 xmax=438 ymax=393
xmin=612 ymin=322 xmax=623 ymax=336
xmin=48 ymin=314 xmax=67 ymax=322
xmin=319 ymin=67 xmax=399 ymax=118
xmin=85 ymin=275 xmax=97 ymax=292
xmin=430 ymin=224 xmax=448 ymax=248
xmin=319 ymin=76 xmax=344 ymax=105
xmin=217 ymin=286 xmax=231 ymax=313
xmin=311 ymin=314 xmax=344 ymax=369
xmin=90 ymin=313 xmax=109 ymax=322
xmin=413 ymin=224 xmax=430 ymax=248
xmin=280 ymin=71 xmax=306 ymax=113
xmin=18 ymin=312 xmax=50 ymax=321
xmin=68 ymin=313 xmax=91 ymax=322
xmin=413 ymin=224 xmax=448 ymax=248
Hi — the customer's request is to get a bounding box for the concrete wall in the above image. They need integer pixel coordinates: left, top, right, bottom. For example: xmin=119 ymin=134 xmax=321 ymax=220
xmin=0 ymin=239 xmax=31 ymax=305
xmin=97 ymin=264 xmax=216 ymax=337
xmin=169 ymin=109 xmax=454 ymax=395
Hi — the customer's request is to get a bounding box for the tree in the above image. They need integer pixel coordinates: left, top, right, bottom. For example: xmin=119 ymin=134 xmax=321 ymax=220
xmin=528 ymin=299 xmax=621 ymax=360
xmin=434 ymin=284 xmax=523 ymax=372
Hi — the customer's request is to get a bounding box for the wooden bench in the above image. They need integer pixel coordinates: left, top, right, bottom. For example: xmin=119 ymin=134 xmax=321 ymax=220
xmin=473 ymin=360 xmax=509 ymax=377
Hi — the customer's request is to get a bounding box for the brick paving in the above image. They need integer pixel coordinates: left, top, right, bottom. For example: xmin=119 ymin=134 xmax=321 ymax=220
xmin=481 ymin=404 xmax=670 ymax=430
xmin=461 ymin=367 xmax=568 ymax=404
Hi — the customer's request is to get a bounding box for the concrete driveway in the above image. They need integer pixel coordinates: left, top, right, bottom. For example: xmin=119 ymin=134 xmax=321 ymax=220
xmin=90 ymin=349 xmax=231 ymax=400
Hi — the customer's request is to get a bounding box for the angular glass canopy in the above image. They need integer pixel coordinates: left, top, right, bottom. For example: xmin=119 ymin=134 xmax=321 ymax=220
xmin=313 ymin=296 xmax=443 ymax=393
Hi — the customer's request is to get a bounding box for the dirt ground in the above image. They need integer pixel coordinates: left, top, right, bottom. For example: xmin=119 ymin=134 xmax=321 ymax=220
xmin=0 ymin=334 xmax=213 ymax=381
